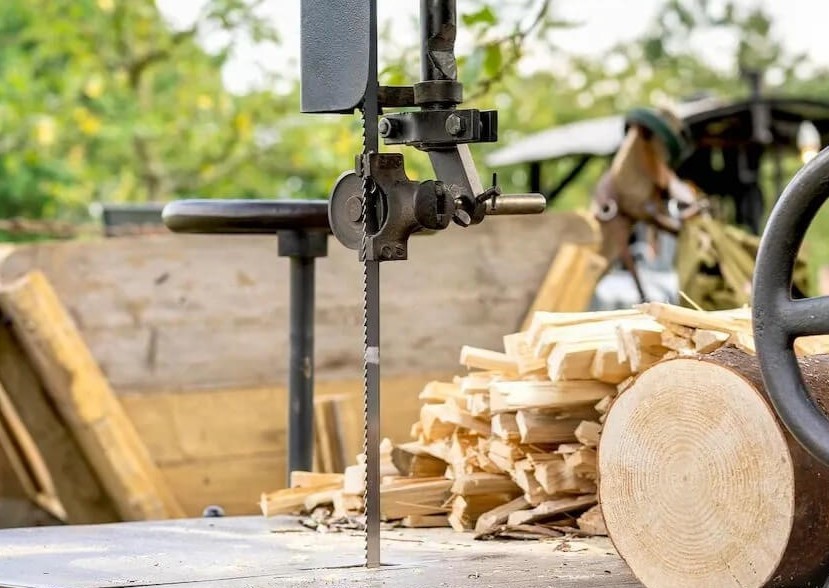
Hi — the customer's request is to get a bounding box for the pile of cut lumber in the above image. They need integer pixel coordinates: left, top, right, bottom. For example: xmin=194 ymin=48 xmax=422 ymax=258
xmin=261 ymin=302 xmax=829 ymax=538
xmin=676 ymin=215 xmax=810 ymax=310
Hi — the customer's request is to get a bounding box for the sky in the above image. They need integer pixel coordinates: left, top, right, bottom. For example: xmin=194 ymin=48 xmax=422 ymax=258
xmin=157 ymin=0 xmax=829 ymax=94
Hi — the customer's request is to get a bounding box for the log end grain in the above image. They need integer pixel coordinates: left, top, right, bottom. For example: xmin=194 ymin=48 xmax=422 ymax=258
xmin=599 ymin=358 xmax=796 ymax=588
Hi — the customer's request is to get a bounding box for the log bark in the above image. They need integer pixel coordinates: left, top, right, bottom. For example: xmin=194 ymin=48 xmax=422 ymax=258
xmin=599 ymin=347 xmax=829 ymax=588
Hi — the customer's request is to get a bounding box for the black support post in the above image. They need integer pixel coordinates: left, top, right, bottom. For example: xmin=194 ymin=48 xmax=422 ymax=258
xmin=278 ymin=230 xmax=328 ymax=477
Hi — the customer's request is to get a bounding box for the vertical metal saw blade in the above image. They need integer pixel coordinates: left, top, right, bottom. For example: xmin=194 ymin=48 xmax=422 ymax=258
xmin=360 ymin=0 xmax=381 ymax=569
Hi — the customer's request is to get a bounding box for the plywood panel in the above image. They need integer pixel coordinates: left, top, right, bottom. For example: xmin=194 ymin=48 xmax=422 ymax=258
xmin=120 ymin=373 xmax=451 ymax=467
xmin=160 ymin=454 xmax=282 ymax=517
xmin=0 ymin=213 xmax=597 ymax=392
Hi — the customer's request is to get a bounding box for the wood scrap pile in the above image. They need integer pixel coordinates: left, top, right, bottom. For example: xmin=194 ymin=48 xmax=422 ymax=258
xmin=262 ymin=302 xmax=829 ymax=538
xmin=676 ymin=215 xmax=810 ymax=310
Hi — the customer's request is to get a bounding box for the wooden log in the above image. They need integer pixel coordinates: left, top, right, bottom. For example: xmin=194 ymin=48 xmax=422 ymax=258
xmin=599 ymin=348 xmax=829 ymax=588
xmin=0 ymin=271 xmax=183 ymax=520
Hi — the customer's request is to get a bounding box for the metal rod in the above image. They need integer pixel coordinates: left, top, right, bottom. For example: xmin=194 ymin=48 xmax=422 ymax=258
xmin=287 ymin=254 xmax=316 ymax=475
xmin=420 ymin=0 xmax=457 ymax=82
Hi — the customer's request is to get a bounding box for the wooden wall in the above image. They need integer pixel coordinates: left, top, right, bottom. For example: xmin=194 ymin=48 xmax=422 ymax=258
xmin=0 ymin=212 xmax=597 ymax=516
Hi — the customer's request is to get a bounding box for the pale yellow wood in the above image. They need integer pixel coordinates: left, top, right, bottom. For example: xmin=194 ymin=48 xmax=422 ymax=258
xmin=520 ymin=244 xmax=608 ymax=331
xmin=590 ymin=344 xmax=631 ymax=384
xmin=599 ymin=358 xmax=797 ymax=588
xmin=290 ymin=472 xmax=344 ymax=489
xmin=507 ymin=494 xmax=597 ymax=526
xmin=449 ymin=493 xmax=516 ymax=532
xmin=577 ymin=504 xmax=607 ymax=536
xmin=474 ymin=496 xmax=529 ymax=533
xmin=0 ymin=271 xmax=184 ymax=520
xmin=401 ymin=514 xmax=450 ymax=528
xmin=419 ymin=381 xmax=464 ymax=404
xmin=490 ymin=380 xmax=613 ymax=414
xmin=692 ymin=329 xmax=729 ymax=353
xmin=503 ymin=333 xmax=546 ymax=375
xmin=380 ymin=479 xmax=452 ymax=520
xmin=491 ymin=413 xmax=520 ymax=442
xmin=516 ymin=411 xmax=580 ymax=445
xmin=574 ymin=421 xmax=601 ymax=448
xmin=547 ymin=341 xmax=604 ymax=381
xmin=534 ymin=457 xmax=595 ymax=496
xmin=260 ymin=483 xmax=343 ymax=517
xmin=459 ymin=346 xmax=519 ymax=375
xmin=450 ymin=472 xmax=521 ymax=497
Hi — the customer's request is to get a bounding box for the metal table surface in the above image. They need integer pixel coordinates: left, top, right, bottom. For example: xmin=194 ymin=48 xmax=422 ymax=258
xmin=0 ymin=516 xmax=640 ymax=588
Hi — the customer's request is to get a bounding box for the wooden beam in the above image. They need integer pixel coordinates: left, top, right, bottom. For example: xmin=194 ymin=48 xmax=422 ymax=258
xmin=0 ymin=271 xmax=183 ymax=520
xmin=0 ymin=325 xmax=118 ymax=524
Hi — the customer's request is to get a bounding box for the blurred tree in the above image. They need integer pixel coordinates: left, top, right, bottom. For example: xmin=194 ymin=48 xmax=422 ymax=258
xmin=0 ymin=0 xmax=294 ymax=219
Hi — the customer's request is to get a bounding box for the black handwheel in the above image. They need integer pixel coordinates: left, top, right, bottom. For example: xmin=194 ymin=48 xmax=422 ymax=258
xmin=754 ymin=146 xmax=829 ymax=466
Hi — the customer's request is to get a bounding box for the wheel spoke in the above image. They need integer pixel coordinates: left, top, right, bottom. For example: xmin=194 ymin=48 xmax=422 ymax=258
xmin=781 ymin=296 xmax=829 ymax=338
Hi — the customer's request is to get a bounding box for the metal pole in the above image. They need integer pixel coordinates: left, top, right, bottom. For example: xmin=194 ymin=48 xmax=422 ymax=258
xmin=279 ymin=229 xmax=328 ymax=478
xmin=288 ymin=253 xmax=315 ymax=474
xmin=420 ymin=0 xmax=456 ymax=83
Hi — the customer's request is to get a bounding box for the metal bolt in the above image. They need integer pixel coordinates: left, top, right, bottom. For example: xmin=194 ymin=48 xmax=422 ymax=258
xmin=381 ymin=245 xmax=394 ymax=259
xmin=346 ymin=196 xmax=363 ymax=223
xmin=394 ymin=244 xmax=405 ymax=258
xmin=454 ymin=210 xmax=472 ymax=227
xmin=378 ymin=118 xmax=393 ymax=138
xmin=445 ymin=114 xmax=464 ymax=137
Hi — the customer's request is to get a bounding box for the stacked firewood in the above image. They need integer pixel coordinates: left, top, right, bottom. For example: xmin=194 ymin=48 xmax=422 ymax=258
xmin=261 ymin=303 xmax=829 ymax=538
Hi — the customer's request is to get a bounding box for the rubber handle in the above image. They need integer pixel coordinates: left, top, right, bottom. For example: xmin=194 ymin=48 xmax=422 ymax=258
xmin=162 ymin=199 xmax=331 ymax=234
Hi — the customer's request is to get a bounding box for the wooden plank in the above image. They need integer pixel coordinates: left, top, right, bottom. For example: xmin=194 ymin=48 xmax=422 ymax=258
xmin=0 ymin=214 xmax=598 ymax=392
xmin=474 ymin=496 xmax=529 ymax=534
xmin=121 ymin=373 xmax=447 ymax=472
xmin=0 ymin=325 xmax=118 ymax=524
xmin=507 ymin=494 xmax=597 ymax=526
xmin=0 ymin=382 xmax=65 ymax=520
xmin=313 ymin=395 xmax=347 ymax=474
xmin=520 ymin=239 xmax=605 ymax=331
xmin=516 ymin=411 xmax=580 ymax=445
xmin=459 ymin=346 xmax=519 ymax=375
xmin=0 ymin=271 xmax=184 ymax=520
xmin=161 ymin=453 xmax=283 ymax=517
xmin=490 ymin=381 xmax=614 ymax=413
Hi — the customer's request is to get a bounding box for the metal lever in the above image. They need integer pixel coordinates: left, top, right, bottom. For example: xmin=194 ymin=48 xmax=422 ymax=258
xmin=162 ymin=199 xmax=330 ymax=479
xmin=485 ymin=193 xmax=547 ymax=215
